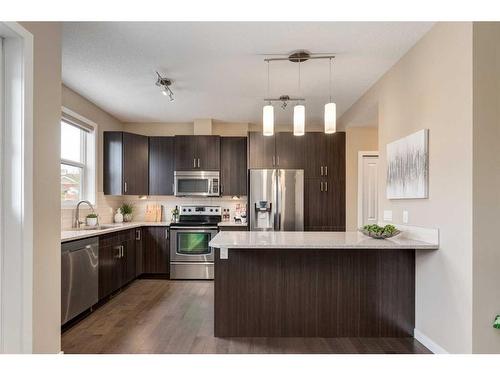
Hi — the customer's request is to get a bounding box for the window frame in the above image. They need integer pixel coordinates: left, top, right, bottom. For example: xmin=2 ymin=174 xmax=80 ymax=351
xmin=60 ymin=108 xmax=97 ymax=208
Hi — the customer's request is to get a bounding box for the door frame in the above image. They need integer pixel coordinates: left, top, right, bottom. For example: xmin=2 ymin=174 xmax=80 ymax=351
xmin=357 ymin=151 xmax=379 ymax=229
xmin=0 ymin=22 xmax=34 ymax=353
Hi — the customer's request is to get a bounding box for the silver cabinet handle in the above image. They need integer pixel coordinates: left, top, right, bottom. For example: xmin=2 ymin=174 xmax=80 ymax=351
xmin=320 ymin=181 xmax=324 ymax=192
xmin=325 ymin=181 xmax=328 ymax=192
xmin=165 ymin=229 xmax=169 ymax=240
xmin=121 ymin=245 xmax=124 ymax=258
xmin=272 ymin=156 xmax=275 ymax=166
xmin=136 ymin=229 xmax=141 ymax=241
xmin=325 ymin=166 xmax=328 ymax=176
xmin=114 ymin=246 xmax=121 ymax=258
xmin=277 ymin=156 xmax=280 ymax=166
xmin=321 ymin=166 xmax=323 ymax=176
xmin=124 ymin=182 xmax=128 ymax=193
xmin=193 ymin=158 xmax=196 ymax=168
xmin=197 ymin=158 xmax=200 ymax=168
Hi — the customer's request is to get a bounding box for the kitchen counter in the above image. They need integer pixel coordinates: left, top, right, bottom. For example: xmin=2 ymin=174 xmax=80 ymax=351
xmin=209 ymin=231 xmax=439 ymax=250
xmin=212 ymin=229 xmax=438 ymax=338
xmin=61 ymin=221 xmax=170 ymax=243
xmin=217 ymin=221 xmax=248 ymax=227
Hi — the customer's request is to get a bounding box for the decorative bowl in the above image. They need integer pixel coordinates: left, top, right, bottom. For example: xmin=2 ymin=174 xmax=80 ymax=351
xmin=359 ymin=228 xmax=401 ymax=239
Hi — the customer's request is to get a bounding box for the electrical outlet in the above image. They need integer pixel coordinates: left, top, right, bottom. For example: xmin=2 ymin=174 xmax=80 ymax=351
xmin=383 ymin=210 xmax=393 ymax=222
xmin=403 ymin=210 xmax=409 ymax=224
xmin=220 ymin=247 xmax=228 ymax=260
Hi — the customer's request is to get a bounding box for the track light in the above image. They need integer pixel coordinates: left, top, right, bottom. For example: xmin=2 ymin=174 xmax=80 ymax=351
xmin=156 ymin=71 xmax=174 ymax=101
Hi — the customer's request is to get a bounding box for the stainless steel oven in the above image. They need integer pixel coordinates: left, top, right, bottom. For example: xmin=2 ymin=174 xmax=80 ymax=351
xmin=169 ymin=205 xmax=221 ymax=279
xmin=174 ymin=171 xmax=220 ymax=197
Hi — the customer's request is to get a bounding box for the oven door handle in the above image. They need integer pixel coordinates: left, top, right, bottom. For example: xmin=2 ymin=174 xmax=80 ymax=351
xmin=170 ymin=227 xmax=218 ymax=231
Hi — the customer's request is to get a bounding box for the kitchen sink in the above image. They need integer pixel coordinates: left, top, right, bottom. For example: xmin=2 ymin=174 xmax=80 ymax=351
xmin=80 ymin=224 xmax=117 ymax=230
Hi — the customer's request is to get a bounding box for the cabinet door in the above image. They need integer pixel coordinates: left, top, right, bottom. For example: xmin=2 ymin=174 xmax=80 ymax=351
xmin=304 ymin=132 xmax=327 ymax=178
xmin=174 ymin=136 xmax=197 ymax=171
xmin=135 ymin=228 xmax=143 ymax=277
xmin=103 ymin=132 xmax=123 ymax=195
xmin=149 ymin=137 xmax=174 ymax=195
xmin=123 ymin=132 xmax=149 ymax=195
xmin=121 ymin=229 xmax=137 ymax=285
xmin=142 ymin=226 xmax=170 ymax=275
xmin=275 ymin=132 xmax=305 ymax=169
xmin=196 ymin=136 xmax=220 ymax=170
xmin=248 ymin=132 xmax=276 ymax=169
xmin=325 ymin=132 xmax=345 ymax=182
xmin=98 ymin=238 xmax=122 ymax=300
xmin=221 ymin=137 xmax=247 ymax=196
xmin=321 ymin=178 xmax=346 ymax=231
xmin=304 ymin=178 xmax=325 ymax=231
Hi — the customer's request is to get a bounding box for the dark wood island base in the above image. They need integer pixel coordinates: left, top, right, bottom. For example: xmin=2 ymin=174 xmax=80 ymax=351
xmin=214 ymin=248 xmax=415 ymax=338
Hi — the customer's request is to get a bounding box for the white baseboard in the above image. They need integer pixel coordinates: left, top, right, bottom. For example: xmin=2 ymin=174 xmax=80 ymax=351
xmin=414 ymin=329 xmax=448 ymax=354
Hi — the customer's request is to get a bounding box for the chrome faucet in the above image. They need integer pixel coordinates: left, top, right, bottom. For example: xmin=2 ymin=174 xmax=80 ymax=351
xmin=74 ymin=200 xmax=98 ymax=228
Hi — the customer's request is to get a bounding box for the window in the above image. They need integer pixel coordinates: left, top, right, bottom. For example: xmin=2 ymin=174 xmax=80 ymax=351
xmin=60 ymin=113 xmax=96 ymax=206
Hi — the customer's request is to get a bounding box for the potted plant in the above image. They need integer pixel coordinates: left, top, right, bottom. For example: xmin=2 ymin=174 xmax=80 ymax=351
xmin=86 ymin=213 xmax=98 ymax=227
xmin=121 ymin=203 xmax=134 ymax=222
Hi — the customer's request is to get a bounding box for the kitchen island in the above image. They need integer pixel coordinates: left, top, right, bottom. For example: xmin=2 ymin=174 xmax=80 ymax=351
xmin=209 ymin=231 xmax=438 ymax=338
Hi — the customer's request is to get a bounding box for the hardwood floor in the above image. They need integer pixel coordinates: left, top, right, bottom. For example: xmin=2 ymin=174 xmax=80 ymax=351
xmin=61 ymin=279 xmax=431 ymax=354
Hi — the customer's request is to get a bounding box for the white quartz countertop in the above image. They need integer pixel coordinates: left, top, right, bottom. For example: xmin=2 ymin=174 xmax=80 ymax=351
xmin=209 ymin=231 xmax=439 ymax=250
xmin=217 ymin=221 xmax=248 ymax=227
xmin=61 ymin=222 xmax=170 ymax=243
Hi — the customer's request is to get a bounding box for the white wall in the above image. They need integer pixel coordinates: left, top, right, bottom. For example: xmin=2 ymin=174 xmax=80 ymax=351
xmin=20 ymin=22 xmax=62 ymax=354
xmin=339 ymin=22 xmax=474 ymax=353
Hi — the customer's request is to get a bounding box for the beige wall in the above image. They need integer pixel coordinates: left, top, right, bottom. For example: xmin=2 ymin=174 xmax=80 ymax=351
xmin=21 ymin=22 xmax=62 ymax=354
xmin=62 ymin=85 xmax=123 ymax=192
xmin=344 ymin=127 xmax=378 ymax=231
xmin=123 ymin=120 xmax=251 ymax=137
xmin=472 ymin=22 xmax=500 ymax=353
xmin=339 ymin=22 xmax=474 ymax=353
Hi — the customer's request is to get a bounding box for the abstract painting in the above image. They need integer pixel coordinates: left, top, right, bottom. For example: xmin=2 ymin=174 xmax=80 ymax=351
xmin=386 ymin=129 xmax=429 ymax=199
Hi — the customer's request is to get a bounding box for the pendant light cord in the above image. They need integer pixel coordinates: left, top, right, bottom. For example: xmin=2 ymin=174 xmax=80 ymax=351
xmin=298 ymin=60 xmax=301 ymax=98
xmin=267 ymin=61 xmax=270 ymax=104
xmin=329 ymin=58 xmax=332 ymax=103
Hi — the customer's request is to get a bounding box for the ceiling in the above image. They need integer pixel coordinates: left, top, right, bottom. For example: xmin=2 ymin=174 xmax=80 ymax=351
xmin=62 ymin=22 xmax=433 ymax=126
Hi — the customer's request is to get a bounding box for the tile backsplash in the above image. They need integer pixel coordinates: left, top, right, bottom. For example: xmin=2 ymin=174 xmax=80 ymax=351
xmin=61 ymin=193 xmax=247 ymax=229
xmin=123 ymin=195 xmax=247 ymax=223
xmin=61 ymin=192 xmax=123 ymax=229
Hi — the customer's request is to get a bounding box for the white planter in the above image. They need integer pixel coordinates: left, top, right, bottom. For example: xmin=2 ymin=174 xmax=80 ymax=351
xmin=86 ymin=217 xmax=98 ymax=227
xmin=123 ymin=213 xmax=133 ymax=222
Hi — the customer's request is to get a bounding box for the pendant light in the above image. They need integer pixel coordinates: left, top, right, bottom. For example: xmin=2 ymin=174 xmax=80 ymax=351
xmin=293 ymin=60 xmax=305 ymax=136
xmin=263 ymin=61 xmax=274 ymax=136
xmin=324 ymin=58 xmax=336 ymax=134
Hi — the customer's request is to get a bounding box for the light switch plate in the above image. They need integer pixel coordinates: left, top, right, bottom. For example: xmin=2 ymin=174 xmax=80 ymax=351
xmin=220 ymin=247 xmax=228 ymax=260
xmin=403 ymin=210 xmax=409 ymax=224
xmin=383 ymin=210 xmax=393 ymax=221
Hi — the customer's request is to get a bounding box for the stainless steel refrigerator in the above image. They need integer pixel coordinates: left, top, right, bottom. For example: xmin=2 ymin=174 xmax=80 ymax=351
xmin=249 ymin=169 xmax=304 ymax=231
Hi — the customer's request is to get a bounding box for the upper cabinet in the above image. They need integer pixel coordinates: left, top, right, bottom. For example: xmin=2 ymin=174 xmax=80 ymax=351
xmin=149 ymin=137 xmax=175 ymax=195
xmin=174 ymin=135 xmax=220 ymax=171
xmin=220 ymin=137 xmax=247 ymax=196
xmin=104 ymin=132 xmax=149 ymax=195
xmin=247 ymin=132 xmax=276 ymax=169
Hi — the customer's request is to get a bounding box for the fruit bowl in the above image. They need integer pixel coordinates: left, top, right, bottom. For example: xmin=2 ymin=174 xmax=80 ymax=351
xmin=359 ymin=224 xmax=401 ymax=239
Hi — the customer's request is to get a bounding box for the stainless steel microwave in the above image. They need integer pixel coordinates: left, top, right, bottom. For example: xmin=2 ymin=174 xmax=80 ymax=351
xmin=174 ymin=171 xmax=220 ymax=197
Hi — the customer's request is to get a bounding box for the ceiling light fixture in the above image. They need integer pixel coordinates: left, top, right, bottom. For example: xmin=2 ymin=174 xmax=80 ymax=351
xmin=263 ymin=51 xmax=336 ymax=135
xmin=293 ymin=59 xmax=305 ymax=136
xmin=324 ymin=58 xmax=336 ymax=134
xmin=155 ymin=71 xmax=174 ymax=102
xmin=263 ymin=61 xmax=274 ymax=136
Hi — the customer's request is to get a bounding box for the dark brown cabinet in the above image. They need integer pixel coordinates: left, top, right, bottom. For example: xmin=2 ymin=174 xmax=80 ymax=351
xmin=149 ymin=137 xmax=175 ymax=195
xmin=220 ymin=137 xmax=247 ymax=196
xmin=142 ymin=226 xmax=170 ymax=275
xmin=174 ymin=135 xmax=220 ymax=171
xmin=104 ymin=132 xmax=149 ymax=195
xmin=98 ymin=229 xmax=136 ymax=300
xmin=247 ymin=132 xmax=276 ymax=169
xmin=303 ymin=132 xmax=346 ymax=231
xmin=275 ymin=132 xmax=305 ymax=169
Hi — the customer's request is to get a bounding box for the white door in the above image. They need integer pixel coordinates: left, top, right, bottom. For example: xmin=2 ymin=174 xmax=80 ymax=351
xmin=360 ymin=155 xmax=379 ymax=226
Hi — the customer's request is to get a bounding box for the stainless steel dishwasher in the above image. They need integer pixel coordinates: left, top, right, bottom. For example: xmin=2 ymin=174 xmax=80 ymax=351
xmin=61 ymin=237 xmax=99 ymax=324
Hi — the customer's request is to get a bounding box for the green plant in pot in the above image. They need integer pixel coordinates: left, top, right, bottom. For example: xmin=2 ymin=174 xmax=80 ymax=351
xmin=86 ymin=213 xmax=98 ymax=227
xmin=121 ymin=203 xmax=134 ymax=222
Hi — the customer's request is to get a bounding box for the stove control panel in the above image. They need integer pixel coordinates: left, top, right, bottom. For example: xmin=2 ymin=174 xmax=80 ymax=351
xmin=179 ymin=205 xmax=221 ymax=216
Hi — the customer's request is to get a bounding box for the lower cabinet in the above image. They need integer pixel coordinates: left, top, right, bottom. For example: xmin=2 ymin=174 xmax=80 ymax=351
xmin=142 ymin=226 xmax=170 ymax=275
xmin=98 ymin=229 xmax=136 ymax=300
